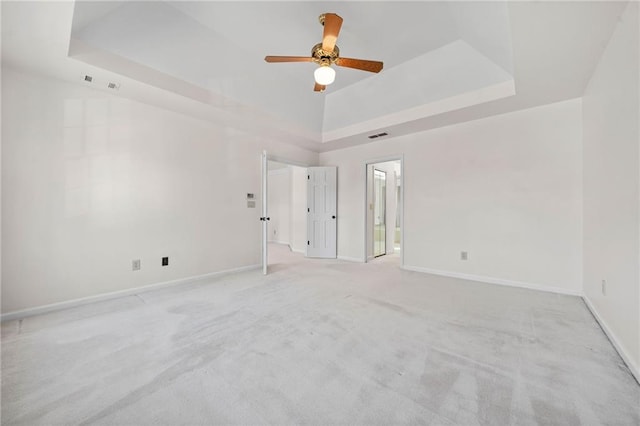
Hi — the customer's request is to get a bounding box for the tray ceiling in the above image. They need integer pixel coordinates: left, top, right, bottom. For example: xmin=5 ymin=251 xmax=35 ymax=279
xmin=1 ymin=1 xmax=628 ymax=152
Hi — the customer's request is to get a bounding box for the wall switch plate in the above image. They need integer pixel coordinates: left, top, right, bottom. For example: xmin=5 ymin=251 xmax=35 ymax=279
xmin=461 ymin=251 xmax=468 ymax=260
xmin=162 ymin=257 xmax=169 ymax=266
xmin=601 ymin=279 xmax=606 ymax=296
xmin=132 ymin=259 xmax=141 ymax=271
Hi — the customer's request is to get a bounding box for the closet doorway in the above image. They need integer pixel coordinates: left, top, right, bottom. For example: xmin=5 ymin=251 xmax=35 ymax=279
xmin=365 ymin=158 xmax=403 ymax=265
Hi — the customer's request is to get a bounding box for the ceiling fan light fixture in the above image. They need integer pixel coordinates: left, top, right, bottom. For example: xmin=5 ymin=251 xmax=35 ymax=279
xmin=264 ymin=13 xmax=382 ymax=92
xmin=314 ymin=65 xmax=335 ymax=85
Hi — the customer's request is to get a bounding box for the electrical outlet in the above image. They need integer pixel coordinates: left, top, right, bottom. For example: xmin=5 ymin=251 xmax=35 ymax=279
xmin=461 ymin=251 xmax=468 ymax=261
xmin=601 ymin=279 xmax=607 ymax=296
xmin=162 ymin=257 xmax=169 ymax=266
xmin=132 ymin=259 xmax=141 ymax=271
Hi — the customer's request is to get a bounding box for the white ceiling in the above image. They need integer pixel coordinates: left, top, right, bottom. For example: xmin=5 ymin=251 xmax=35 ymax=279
xmin=1 ymin=1 xmax=630 ymax=152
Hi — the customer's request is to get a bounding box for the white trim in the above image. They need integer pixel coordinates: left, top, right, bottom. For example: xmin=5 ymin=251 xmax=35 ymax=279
xmin=400 ymin=265 xmax=582 ymax=296
xmin=337 ymin=256 xmax=364 ymax=263
xmin=0 ymin=264 xmax=261 ymax=322
xmin=582 ymin=295 xmax=640 ymax=384
xmin=268 ymin=240 xmax=290 ymax=245
xmin=291 ymin=248 xmax=305 ymax=254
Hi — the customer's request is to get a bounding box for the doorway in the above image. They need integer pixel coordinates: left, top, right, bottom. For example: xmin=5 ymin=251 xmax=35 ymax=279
xmin=365 ymin=158 xmax=403 ymax=265
xmin=264 ymin=158 xmax=308 ymax=273
xmin=261 ymin=153 xmax=338 ymax=274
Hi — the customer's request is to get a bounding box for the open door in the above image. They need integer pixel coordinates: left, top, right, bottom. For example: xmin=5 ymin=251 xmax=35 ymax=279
xmin=307 ymin=166 xmax=337 ymax=258
xmin=261 ymin=151 xmax=269 ymax=274
xmin=373 ymin=169 xmax=386 ymax=257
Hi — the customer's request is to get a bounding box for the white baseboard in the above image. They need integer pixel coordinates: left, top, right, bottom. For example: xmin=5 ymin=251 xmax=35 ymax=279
xmin=291 ymin=248 xmax=305 ymax=254
xmin=582 ymin=295 xmax=640 ymax=384
xmin=0 ymin=264 xmax=261 ymax=322
xmin=338 ymin=255 xmax=364 ymax=263
xmin=268 ymin=240 xmax=290 ymax=246
xmin=400 ymin=265 xmax=582 ymax=297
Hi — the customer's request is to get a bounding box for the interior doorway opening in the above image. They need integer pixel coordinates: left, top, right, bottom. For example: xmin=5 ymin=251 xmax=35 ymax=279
xmin=261 ymin=152 xmax=310 ymax=274
xmin=365 ymin=158 xmax=403 ymax=265
xmin=261 ymin=153 xmax=337 ymax=274
xmin=266 ymin=159 xmax=308 ymax=265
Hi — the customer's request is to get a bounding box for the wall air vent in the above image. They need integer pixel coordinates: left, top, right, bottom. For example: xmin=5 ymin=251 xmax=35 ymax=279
xmin=368 ymin=132 xmax=389 ymax=139
xmin=107 ymin=82 xmax=120 ymax=90
xmin=83 ymin=75 xmax=93 ymax=82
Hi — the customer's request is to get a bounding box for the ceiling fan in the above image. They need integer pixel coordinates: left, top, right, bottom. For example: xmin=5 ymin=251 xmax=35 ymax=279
xmin=264 ymin=13 xmax=383 ymax=92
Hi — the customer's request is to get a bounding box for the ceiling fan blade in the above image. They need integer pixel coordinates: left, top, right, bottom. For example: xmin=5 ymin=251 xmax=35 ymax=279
xmin=265 ymin=56 xmax=313 ymax=63
xmin=314 ymin=82 xmax=326 ymax=92
xmin=321 ymin=13 xmax=343 ymax=53
xmin=335 ymin=57 xmax=383 ymax=73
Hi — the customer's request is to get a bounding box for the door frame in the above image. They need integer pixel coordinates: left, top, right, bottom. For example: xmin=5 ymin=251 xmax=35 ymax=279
xmin=363 ymin=155 xmax=404 ymax=267
xmin=262 ymin=152 xmax=312 ymax=274
xmin=373 ymin=168 xmax=387 ymax=258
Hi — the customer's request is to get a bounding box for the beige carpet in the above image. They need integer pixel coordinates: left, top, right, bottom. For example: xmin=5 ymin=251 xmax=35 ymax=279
xmin=2 ymin=243 xmax=638 ymax=424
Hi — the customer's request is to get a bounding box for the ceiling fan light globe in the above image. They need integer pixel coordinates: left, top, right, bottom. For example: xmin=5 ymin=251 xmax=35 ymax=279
xmin=314 ymin=66 xmax=336 ymax=85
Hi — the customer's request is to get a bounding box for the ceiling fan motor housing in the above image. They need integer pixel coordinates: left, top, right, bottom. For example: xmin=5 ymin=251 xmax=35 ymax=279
xmin=311 ymin=43 xmax=339 ymax=66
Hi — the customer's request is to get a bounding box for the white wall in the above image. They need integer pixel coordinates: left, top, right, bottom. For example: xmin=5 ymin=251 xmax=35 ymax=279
xmin=582 ymin=2 xmax=639 ymax=375
xmin=1 ymin=67 xmax=318 ymax=313
xmin=320 ymin=98 xmax=583 ymax=294
xmin=290 ymin=166 xmax=308 ymax=254
xmin=267 ymin=168 xmax=291 ymax=244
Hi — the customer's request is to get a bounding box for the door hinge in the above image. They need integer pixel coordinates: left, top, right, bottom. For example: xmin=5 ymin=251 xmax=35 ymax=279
xmin=307 ymin=208 xmax=310 ymax=212
xmin=307 ymin=175 xmax=310 ymax=180
xmin=307 ymin=240 xmax=310 ymax=246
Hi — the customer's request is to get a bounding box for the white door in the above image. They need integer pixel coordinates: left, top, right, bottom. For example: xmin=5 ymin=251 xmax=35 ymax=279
xmin=307 ymin=167 xmax=337 ymax=258
xmin=261 ymin=151 xmax=269 ymax=274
